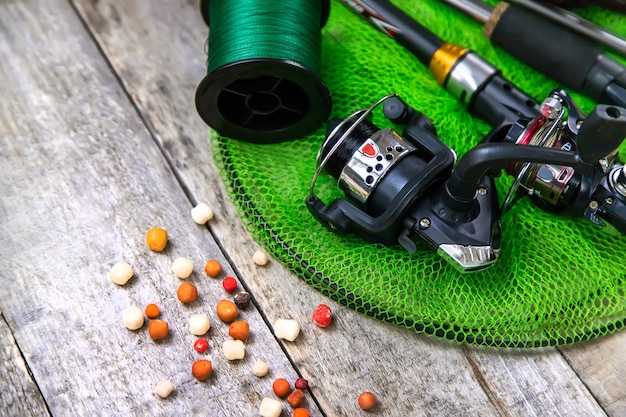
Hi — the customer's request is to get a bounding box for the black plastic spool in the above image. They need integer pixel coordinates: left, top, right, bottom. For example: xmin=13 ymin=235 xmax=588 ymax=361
xmin=195 ymin=0 xmax=332 ymax=144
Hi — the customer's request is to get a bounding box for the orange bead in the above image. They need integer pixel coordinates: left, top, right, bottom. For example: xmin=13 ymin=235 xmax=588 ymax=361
xmin=145 ymin=227 xmax=168 ymax=252
xmin=272 ymin=378 xmax=291 ymax=398
xmin=358 ymin=391 xmax=377 ymax=410
xmin=228 ymin=321 xmax=250 ymax=341
xmin=204 ymin=259 xmax=222 ymax=277
xmin=293 ymin=409 xmax=309 ymax=417
xmin=216 ymin=300 xmax=238 ymax=323
xmin=191 ymin=359 xmax=213 ymax=381
xmin=148 ymin=319 xmax=169 ymax=340
xmin=145 ymin=303 xmax=160 ymax=319
xmin=177 ymin=281 xmax=198 ymax=303
xmin=287 ymin=389 xmax=305 ymax=408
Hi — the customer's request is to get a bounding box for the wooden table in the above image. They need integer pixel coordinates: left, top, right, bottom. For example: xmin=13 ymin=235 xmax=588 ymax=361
xmin=1 ymin=1 xmax=625 ymax=416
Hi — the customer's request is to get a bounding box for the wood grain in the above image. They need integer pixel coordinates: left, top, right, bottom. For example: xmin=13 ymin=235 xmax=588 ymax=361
xmin=0 ymin=0 xmax=623 ymax=415
xmin=561 ymin=332 xmax=626 ymax=417
xmin=66 ymin=0 xmax=616 ymax=416
xmin=0 ymin=313 xmax=50 ymax=416
xmin=0 ymin=1 xmax=309 ymax=416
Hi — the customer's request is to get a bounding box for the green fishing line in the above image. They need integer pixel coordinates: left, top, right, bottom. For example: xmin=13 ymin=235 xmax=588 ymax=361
xmin=195 ymin=0 xmax=332 ymax=144
xmin=207 ymin=0 xmax=324 ymax=74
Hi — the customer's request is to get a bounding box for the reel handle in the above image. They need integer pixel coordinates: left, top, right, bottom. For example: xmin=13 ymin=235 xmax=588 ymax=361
xmin=577 ymin=104 xmax=626 ymax=164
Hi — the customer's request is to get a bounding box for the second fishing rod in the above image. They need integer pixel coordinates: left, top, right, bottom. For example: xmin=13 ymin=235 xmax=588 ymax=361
xmin=440 ymin=0 xmax=626 ymax=109
xmin=340 ymin=0 xmax=541 ymax=137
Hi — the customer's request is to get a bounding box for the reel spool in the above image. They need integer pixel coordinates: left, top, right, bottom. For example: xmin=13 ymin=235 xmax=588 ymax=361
xmin=503 ymin=94 xmax=580 ymax=209
xmin=195 ymin=0 xmax=332 ymax=143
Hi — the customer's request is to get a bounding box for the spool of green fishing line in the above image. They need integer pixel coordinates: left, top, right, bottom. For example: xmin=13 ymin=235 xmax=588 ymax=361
xmin=195 ymin=0 xmax=332 ymax=143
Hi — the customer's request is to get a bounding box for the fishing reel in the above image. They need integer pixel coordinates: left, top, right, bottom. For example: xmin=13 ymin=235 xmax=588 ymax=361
xmin=502 ymin=90 xmax=626 ymax=232
xmin=305 ymin=91 xmax=626 ymax=272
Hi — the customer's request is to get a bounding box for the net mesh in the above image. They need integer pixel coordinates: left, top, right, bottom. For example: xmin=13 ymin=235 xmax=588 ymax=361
xmin=209 ymin=0 xmax=626 ymax=347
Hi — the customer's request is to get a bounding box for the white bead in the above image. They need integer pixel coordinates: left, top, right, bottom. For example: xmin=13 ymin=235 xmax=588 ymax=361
xmin=189 ymin=314 xmax=211 ymax=335
xmin=109 ymin=261 xmax=133 ymax=285
xmin=252 ymin=249 xmax=269 ymax=266
xmin=273 ymin=318 xmax=300 ymax=342
xmin=252 ymin=360 xmax=269 ymax=377
xmin=122 ymin=305 xmax=144 ymax=330
xmin=222 ymin=339 xmax=245 ymax=360
xmin=154 ymin=379 xmax=174 ymax=398
xmin=259 ymin=397 xmax=283 ymax=417
xmin=191 ymin=203 xmax=214 ymax=224
xmin=171 ymin=257 xmax=193 ymax=278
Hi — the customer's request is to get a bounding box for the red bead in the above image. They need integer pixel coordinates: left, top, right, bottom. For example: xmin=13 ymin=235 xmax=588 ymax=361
xmin=295 ymin=377 xmax=309 ymax=390
xmin=194 ymin=338 xmax=209 ymax=353
xmin=312 ymin=304 xmax=333 ymax=327
xmin=222 ymin=276 xmax=237 ymax=293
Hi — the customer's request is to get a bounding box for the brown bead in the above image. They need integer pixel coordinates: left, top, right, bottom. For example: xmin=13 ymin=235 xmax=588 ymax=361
xmin=145 ymin=227 xmax=168 ymax=252
xmin=148 ymin=320 xmax=169 ymax=340
xmin=177 ymin=281 xmax=198 ymax=303
xmin=287 ymin=389 xmax=305 ymax=408
xmin=233 ymin=291 xmax=251 ymax=309
xmin=191 ymin=359 xmax=213 ymax=381
xmin=216 ymin=299 xmax=238 ymax=323
xmin=204 ymin=259 xmax=222 ymax=277
xmin=228 ymin=321 xmax=250 ymax=340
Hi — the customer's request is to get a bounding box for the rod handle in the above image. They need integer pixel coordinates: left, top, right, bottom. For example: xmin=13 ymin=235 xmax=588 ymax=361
xmin=485 ymin=2 xmax=600 ymax=92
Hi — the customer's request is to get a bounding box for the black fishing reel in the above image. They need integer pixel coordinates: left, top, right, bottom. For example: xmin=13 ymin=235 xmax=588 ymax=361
xmin=502 ymin=90 xmax=626 ymax=232
xmin=305 ymin=91 xmax=626 ymax=272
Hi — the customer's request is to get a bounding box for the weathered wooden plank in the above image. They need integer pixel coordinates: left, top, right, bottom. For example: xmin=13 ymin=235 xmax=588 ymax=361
xmin=66 ymin=0 xmax=613 ymax=416
xmin=0 ymin=312 xmax=50 ymax=417
xmin=561 ymin=332 xmax=626 ymax=417
xmin=0 ymin=1 xmax=308 ymax=416
xmin=464 ymin=346 xmax=606 ymax=416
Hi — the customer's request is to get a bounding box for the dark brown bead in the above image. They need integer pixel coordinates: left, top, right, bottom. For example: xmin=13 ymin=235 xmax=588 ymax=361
xmin=233 ymin=291 xmax=251 ymax=309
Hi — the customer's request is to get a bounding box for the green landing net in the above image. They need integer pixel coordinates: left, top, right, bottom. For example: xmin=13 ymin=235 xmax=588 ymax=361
xmin=210 ymin=0 xmax=626 ymax=347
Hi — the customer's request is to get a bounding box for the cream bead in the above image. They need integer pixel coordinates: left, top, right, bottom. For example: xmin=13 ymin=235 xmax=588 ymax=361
xmin=252 ymin=360 xmax=269 ymax=377
xmin=273 ymin=318 xmax=300 ymax=342
xmin=252 ymin=249 xmax=269 ymax=266
xmin=191 ymin=203 xmax=214 ymax=224
xmin=222 ymin=339 xmax=245 ymax=360
xmin=154 ymin=379 xmax=174 ymax=398
xmin=109 ymin=261 xmax=133 ymax=285
xmin=259 ymin=397 xmax=283 ymax=417
xmin=171 ymin=257 xmax=193 ymax=278
xmin=189 ymin=313 xmax=211 ymax=335
xmin=122 ymin=305 xmax=144 ymax=330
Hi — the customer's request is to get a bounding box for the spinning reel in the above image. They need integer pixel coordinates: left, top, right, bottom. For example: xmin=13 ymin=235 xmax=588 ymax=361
xmin=305 ymin=91 xmax=626 ymax=272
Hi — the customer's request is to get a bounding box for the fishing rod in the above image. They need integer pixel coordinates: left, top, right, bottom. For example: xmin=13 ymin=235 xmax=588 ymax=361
xmin=545 ymin=0 xmax=626 ymax=14
xmin=507 ymin=0 xmax=626 ymax=58
xmin=443 ymin=0 xmax=626 ymax=58
xmin=440 ymin=0 xmax=626 ymax=108
xmin=339 ymin=0 xmax=541 ymax=139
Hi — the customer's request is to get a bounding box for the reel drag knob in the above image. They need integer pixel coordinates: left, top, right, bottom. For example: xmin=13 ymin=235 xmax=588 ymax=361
xmin=577 ymin=105 xmax=626 ymax=164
